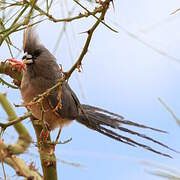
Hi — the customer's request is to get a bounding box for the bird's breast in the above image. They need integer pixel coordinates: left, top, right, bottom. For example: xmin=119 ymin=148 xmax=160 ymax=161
xmin=20 ymin=76 xmax=72 ymax=130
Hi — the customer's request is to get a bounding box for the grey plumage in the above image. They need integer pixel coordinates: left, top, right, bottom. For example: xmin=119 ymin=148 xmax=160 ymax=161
xmin=20 ymin=28 xmax=178 ymax=158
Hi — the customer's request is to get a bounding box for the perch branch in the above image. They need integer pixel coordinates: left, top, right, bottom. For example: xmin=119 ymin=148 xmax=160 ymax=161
xmin=0 ymin=61 xmax=23 ymax=85
xmin=0 ymin=144 xmax=42 ymax=180
xmin=0 ymin=94 xmax=41 ymax=179
xmin=0 ymin=111 xmax=32 ymax=130
xmin=0 ymin=93 xmax=31 ymax=154
xmin=31 ymin=116 xmax=58 ymax=180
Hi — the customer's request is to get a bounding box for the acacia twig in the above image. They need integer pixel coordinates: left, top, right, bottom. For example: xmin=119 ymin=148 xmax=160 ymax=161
xmin=0 ymin=147 xmax=42 ymax=180
xmin=0 ymin=77 xmax=19 ymax=89
xmin=0 ymin=61 xmax=23 ymax=86
xmin=0 ymin=111 xmax=32 ymax=130
xmin=25 ymin=0 xmax=103 ymax=23
xmin=0 ymin=93 xmax=32 ymax=154
xmin=0 ymin=93 xmax=40 ymax=179
xmin=65 ymin=0 xmax=111 ymax=79
xmin=158 ymin=98 xmax=180 ymax=127
xmin=73 ymin=0 xmax=118 ymax=33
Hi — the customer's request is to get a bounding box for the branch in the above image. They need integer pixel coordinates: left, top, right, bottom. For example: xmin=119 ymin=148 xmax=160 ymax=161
xmin=31 ymin=116 xmax=58 ymax=180
xmin=25 ymin=0 xmax=102 ymax=23
xmin=0 ymin=61 xmax=22 ymax=86
xmin=170 ymin=8 xmax=180 ymax=15
xmin=0 ymin=143 xmax=42 ymax=180
xmin=0 ymin=111 xmax=32 ymax=130
xmin=0 ymin=94 xmax=41 ymax=179
xmin=65 ymin=0 xmax=111 ymax=79
xmin=0 ymin=4 xmax=29 ymax=46
xmin=14 ymin=78 xmax=64 ymax=109
xmin=0 ymin=77 xmax=19 ymax=89
xmin=73 ymin=0 xmax=118 ymax=33
xmin=0 ymin=0 xmax=39 ymax=46
xmin=158 ymin=98 xmax=180 ymax=127
xmin=0 ymin=93 xmax=32 ymax=154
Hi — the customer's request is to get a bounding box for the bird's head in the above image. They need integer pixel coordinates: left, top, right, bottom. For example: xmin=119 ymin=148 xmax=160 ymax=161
xmin=22 ymin=27 xmax=59 ymax=80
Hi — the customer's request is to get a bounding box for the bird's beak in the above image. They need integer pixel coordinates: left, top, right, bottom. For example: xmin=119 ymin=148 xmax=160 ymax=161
xmin=22 ymin=58 xmax=33 ymax=64
xmin=22 ymin=54 xmax=33 ymax=64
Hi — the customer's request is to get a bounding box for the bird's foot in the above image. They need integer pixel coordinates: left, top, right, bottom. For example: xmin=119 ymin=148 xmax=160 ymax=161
xmin=7 ymin=58 xmax=26 ymax=72
xmin=40 ymin=129 xmax=49 ymax=142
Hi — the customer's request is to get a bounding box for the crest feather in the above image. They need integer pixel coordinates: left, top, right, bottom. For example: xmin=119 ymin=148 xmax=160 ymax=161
xmin=23 ymin=27 xmax=40 ymax=55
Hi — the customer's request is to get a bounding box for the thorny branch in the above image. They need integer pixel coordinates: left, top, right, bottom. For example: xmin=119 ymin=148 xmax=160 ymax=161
xmin=0 ymin=76 xmax=19 ymax=89
xmin=0 ymin=144 xmax=42 ymax=180
xmin=25 ymin=0 xmax=103 ymax=23
xmin=66 ymin=0 xmax=111 ymax=79
xmin=0 ymin=61 xmax=23 ymax=86
xmin=0 ymin=93 xmax=39 ymax=179
xmin=73 ymin=0 xmax=118 ymax=33
xmin=0 ymin=111 xmax=32 ymax=131
xmin=0 ymin=93 xmax=31 ymax=154
xmin=0 ymin=0 xmax=115 ymax=52
xmin=31 ymin=116 xmax=58 ymax=180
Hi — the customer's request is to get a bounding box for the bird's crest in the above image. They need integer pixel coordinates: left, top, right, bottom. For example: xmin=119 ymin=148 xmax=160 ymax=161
xmin=23 ymin=26 xmax=40 ymax=55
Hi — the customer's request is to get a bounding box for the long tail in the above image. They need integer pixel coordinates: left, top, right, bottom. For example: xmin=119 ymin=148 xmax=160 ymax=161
xmin=76 ymin=104 xmax=179 ymax=158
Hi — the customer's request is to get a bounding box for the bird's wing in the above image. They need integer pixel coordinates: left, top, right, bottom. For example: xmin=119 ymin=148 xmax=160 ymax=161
xmin=47 ymin=82 xmax=80 ymax=120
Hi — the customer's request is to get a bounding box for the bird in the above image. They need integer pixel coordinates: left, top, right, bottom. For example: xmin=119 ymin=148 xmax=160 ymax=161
xmin=18 ymin=27 xmax=177 ymax=158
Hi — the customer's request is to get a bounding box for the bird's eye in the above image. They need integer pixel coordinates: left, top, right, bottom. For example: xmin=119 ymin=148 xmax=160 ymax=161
xmin=22 ymin=55 xmax=26 ymax=60
xmin=33 ymin=49 xmax=41 ymax=58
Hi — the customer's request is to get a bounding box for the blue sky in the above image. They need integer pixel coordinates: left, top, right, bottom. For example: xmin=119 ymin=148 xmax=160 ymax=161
xmin=1 ymin=0 xmax=180 ymax=179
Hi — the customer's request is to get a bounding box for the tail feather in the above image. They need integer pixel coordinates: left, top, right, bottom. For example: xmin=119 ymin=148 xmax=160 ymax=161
xmin=118 ymin=126 xmax=178 ymax=153
xmin=76 ymin=104 xmax=178 ymax=158
xmin=82 ymin=105 xmax=167 ymax=133
xmin=99 ymin=126 xmax=172 ymax=158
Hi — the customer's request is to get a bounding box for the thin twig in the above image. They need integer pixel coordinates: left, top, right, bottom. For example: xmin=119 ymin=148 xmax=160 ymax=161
xmin=170 ymin=8 xmax=180 ymax=15
xmin=73 ymin=0 xmax=118 ymax=33
xmin=15 ymin=79 xmax=64 ymax=108
xmin=1 ymin=159 xmax=6 ymax=180
xmin=158 ymin=98 xmax=180 ymax=127
xmin=26 ymin=0 xmax=103 ymax=23
xmin=0 ymin=77 xmax=19 ymax=89
xmin=65 ymin=0 xmax=110 ymax=79
xmin=0 ymin=111 xmax=32 ymax=130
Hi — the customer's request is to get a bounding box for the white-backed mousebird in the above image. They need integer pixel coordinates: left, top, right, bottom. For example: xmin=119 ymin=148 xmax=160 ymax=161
xmin=16 ymin=28 xmax=178 ymax=158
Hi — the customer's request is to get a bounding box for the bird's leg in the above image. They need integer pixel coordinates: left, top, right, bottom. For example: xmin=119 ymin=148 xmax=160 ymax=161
xmin=39 ymin=124 xmax=50 ymax=142
xmin=7 ymin=58 xmax=26 ymax=72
